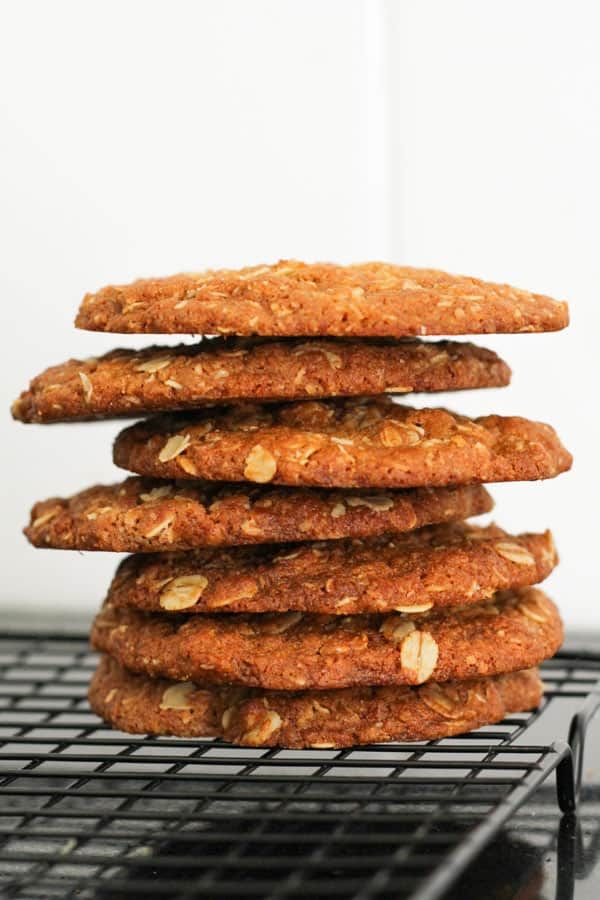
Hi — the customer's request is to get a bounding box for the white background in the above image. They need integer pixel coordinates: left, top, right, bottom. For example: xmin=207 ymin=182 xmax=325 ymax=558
xmin=1 ymin=0 xmax=598 ymax=626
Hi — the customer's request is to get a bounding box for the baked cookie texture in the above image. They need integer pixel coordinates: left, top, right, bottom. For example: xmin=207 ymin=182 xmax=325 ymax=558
xmin=105 ymin=522 xmax=556 ymax=615
xmin=12 ymin=258 xmax=571 ymax=751
xmin=12 ymin=338 xmax=510 ymax=424
xmin=112 ymin=397 xmax=572 ymax=489
xmin=75 ymin=261 xmax=569 ymax=337
xmin=25 ymin=479 xmax=492 ymax=552
xmin=89 ymin=655 xmax=543 ymax=748
xmin=90 ymin=588 xmax=563 ymax=691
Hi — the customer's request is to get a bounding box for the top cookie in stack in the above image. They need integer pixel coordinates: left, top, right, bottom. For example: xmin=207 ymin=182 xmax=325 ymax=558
xmin=73 ymin=261 xmax=568 ymax=337
xmin=13 ymin=261 xmax=571 ymax=749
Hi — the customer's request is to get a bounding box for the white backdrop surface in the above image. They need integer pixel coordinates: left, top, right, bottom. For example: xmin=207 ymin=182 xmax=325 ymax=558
xmin=1 ymin=0 xmax=598 ymax=624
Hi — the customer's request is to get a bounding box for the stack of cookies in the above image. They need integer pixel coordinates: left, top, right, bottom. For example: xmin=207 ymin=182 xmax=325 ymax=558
xmin=12 ymin=262 xmax=572 ymax=749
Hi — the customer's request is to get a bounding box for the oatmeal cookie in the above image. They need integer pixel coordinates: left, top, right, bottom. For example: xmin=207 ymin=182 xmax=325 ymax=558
xmin=105 ymin=522 xmax=556 ymax=615
xmin=12 ymin=338 xmax=510 ymax=423
xmin=76 ymin=261 xmax=569 ymax=336
xmin=89 ymin=656 xmax=543 ymax=748
xmin=25 ymin=479 xmax=492 ymax=552
xmin=90 ymin=588 xmax=563 ymax=691
xmin=113 ymin=397 xmax=572 ymax=489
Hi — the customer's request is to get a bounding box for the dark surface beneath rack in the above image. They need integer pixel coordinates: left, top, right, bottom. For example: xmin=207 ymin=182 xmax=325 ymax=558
xmin=0 ymin=632 xmax=599 ymax=900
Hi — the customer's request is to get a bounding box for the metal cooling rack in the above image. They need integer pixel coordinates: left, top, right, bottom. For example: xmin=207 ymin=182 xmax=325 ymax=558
xmin=0 ymin=634 xmax=599 ymax=900
xmin=446 ymin=783 xmax=600 ymax=899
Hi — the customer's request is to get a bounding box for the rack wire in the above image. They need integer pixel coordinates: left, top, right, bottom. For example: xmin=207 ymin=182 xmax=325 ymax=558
xmin=0 ymin=633 xmax=599 ymax=900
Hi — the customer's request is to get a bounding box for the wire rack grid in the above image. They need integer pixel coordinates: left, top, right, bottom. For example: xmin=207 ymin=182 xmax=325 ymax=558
xmin=0 ymin=634 xmax=599 ymax=900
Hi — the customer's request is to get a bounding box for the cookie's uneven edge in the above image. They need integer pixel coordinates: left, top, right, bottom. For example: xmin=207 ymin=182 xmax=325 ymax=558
xmin=112 ymin=398 xmax=573 ymax=489
xmin=105 ymin=523 xmax=556 ymax=615
xmin=75 ymin=260 xmax=569 ymax=336
xmin=90 ymin=588 xmax=563 ymax=691
xmin=12 ymin=338 xmax=511 ymax=424
xmin=24 ymin=479 xmax=493 ymax=552
xmin=89 ymin=655 xmax=544 ymax=748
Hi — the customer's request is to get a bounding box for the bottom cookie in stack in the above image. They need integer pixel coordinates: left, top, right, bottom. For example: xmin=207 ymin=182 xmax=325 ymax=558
xmin=89 ymin=656 xmax=544 ymax=749
xmin=88 ymin=587 xmax=562 ymax=748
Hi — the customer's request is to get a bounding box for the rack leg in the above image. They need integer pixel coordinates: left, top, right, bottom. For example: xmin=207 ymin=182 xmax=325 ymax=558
xmin=557 ymin=689 xmax=600 ymax=814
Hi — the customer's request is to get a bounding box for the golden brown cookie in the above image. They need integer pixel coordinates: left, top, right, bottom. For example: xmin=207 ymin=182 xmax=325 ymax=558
xmin=24 ymin=479 xmax=492 ymax=552
xmin=90 ymin=588 xmax=563 ymax=690
xmin=89 ymin=655 xmax=544 ymax=748
xmin=75 ymin=261 xmax=569 ymax=336
xmin=113 ymin=397 xmax=572 ymax=489
xmin=12 ymin=338 xmax=511 ymax=424
xmin=106 ymin=523 xmax=556 ymax=615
